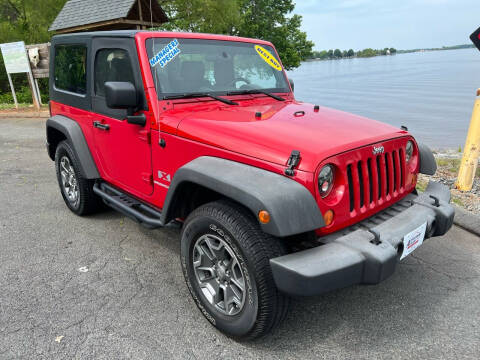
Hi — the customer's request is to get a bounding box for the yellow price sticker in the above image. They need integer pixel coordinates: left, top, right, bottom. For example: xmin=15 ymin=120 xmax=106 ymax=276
xmin=254 ymin=45 xmax=283 ymax=71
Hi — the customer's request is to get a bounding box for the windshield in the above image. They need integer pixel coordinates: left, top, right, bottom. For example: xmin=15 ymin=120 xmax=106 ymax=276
xmin=146 ymin=38 xmax=290 ymax=99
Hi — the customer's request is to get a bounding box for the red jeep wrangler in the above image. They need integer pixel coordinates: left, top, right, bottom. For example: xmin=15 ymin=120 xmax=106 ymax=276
xmin=46 ymin=31 xmax=454 ymax=339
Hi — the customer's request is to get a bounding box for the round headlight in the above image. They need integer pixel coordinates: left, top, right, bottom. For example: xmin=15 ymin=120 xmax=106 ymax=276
xmin=406 ymin=141 xmax=414 ymax=162
xmin=318 ymin=164 xmax=335 ymax=198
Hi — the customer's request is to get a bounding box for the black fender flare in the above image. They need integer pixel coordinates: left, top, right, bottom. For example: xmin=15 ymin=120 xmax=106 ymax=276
xmin=161 ymin=157 xmax=325 ymax=237
xmin=418 ymin=142 xmax=437 ymax=175
xmin=46 ymin=115 xmax=100 ymax=179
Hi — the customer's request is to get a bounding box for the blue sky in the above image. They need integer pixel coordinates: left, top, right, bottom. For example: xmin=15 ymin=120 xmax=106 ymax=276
xmin=294 ymin=0 xmax=480 ymax=50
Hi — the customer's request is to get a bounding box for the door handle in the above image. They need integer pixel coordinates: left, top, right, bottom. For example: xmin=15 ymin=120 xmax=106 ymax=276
xmin=93 ymin=121 xmax=110 ymax=131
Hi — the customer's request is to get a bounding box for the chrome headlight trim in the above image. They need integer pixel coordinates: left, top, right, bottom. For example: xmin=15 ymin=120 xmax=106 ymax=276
xmin=406 ymin=140 xmax=414 ymax=163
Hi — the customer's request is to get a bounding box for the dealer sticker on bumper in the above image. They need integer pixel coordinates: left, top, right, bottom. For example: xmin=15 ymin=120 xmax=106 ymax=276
xmin=400 ymin=222 xmax=427 ymax=260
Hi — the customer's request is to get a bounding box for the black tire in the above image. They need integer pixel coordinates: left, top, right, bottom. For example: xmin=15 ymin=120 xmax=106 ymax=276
xmin=180 ymin=199 xmax=290 ymax=340
xmin=55 ymin=140 xmax=102 ymax=215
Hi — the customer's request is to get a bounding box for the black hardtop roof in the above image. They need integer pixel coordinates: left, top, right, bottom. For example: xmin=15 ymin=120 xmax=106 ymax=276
xmin=50 ymin=30 xmax=269 ymax=47
xmin=52 ymin=30 xmax=141 ymax=40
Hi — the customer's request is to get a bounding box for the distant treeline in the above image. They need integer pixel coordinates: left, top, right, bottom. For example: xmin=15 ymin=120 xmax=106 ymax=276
xmin=397 ymin=44 xmax=474 ymax=54
xmin=308 ymin=47 xmax=397 ymax=60
xmin=307 ymin=44 xmax=475 ymax=61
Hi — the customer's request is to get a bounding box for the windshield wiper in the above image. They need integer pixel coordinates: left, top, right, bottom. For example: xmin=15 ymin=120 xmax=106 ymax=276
xmin=163 ymin=92 xmax=238 ymax=105
xmin=226 ymin=89 xmax=285 ymax=101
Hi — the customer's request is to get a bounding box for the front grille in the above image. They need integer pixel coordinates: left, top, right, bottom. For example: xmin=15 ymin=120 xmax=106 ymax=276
xmin=347 ymin=147 xmax=406 ymax=213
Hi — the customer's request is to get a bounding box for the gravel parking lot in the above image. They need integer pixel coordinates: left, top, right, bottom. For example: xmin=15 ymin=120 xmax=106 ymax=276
xmin=1 ymin=118 xmax=480 ymax=359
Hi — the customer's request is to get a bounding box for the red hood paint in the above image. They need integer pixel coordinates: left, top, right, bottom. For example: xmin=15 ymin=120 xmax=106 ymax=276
xmin=162 ymin=98 xmax=407 ymax=172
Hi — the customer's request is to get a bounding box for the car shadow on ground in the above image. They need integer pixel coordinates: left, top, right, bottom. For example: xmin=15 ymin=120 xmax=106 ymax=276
xmin=87 ymin=212 xmax=479 ymax=352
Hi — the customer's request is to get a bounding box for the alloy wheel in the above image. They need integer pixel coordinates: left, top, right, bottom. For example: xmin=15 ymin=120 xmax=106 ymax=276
xmin=192 ymin=234 xmax=246 ymax=316
xmin=60 ymin=156 xmax=79 ymax=207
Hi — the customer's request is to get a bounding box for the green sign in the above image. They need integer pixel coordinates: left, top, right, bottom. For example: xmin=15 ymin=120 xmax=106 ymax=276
xmin=0 ymin=41 xmax=30 ymax=74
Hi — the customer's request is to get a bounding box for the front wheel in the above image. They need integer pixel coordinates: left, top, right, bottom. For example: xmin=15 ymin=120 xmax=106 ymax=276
xmin=180 ymin=200 xmax=290 ymax=340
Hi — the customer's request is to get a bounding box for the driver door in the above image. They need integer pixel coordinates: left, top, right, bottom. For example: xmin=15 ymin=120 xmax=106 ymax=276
xmin=90 ymin=38 xmax=153 ymax=196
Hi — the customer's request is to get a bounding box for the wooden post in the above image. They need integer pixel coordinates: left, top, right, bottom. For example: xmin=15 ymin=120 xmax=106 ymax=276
xmin=34 ymin=78 xmax=42 ymax=106
xmin=137 ymin=0 xmax=146 ymax=30
xmin=138 ymin=0 xmax=143 ymax=20
xmin=25 ymin=47 xmax=41 ymax=111
xmin=6 ymin=73 xmax=18 ymax=109
xmin=455 ymin=89 xmax=480 ymax=191
xmin=27 ymin=71 xmax=41 ymax=111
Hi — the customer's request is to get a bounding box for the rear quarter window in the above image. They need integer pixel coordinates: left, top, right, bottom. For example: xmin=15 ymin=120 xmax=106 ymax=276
xmin=54 ymin=45 xmax=87 ymax=94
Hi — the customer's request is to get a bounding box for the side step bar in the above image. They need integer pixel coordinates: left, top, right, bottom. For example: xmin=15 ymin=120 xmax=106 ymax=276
xmin=93 ymin=182 xmax=164 ymax=228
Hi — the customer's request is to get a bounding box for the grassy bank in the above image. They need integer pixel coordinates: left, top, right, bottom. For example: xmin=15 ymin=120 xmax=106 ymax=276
xmin=417 ymin=155 xmax=480 ymax=214
xmin=0 ymin=103 xmax=48 ymax=110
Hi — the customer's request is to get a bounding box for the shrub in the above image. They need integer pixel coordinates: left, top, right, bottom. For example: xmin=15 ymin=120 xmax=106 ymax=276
xmin=0 ymin=84 xmax=49 ymax=105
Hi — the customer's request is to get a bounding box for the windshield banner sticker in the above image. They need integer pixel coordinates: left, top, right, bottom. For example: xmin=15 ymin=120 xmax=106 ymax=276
xmin=254 ymin=45 xmax=282 ymax=71
xmin=150 ymin=39 xmax=181 ymax=68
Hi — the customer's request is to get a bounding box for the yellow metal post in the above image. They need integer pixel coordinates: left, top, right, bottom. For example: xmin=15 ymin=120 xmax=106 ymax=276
xmin=455 ymin=89 xmax=480 ymax=191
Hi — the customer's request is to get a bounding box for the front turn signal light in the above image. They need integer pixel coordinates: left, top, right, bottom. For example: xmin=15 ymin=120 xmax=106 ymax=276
xmin=323 ymin=209 xmax=334 ymax=226
xmin=258 ymin=210 xmax=271 ymax=224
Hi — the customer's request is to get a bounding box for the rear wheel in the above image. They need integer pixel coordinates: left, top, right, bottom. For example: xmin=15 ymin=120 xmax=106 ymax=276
xmin=55 ymin=140 xmax=102 ymax=215
xmin=180 ymin=200 xmax=290 ymax=340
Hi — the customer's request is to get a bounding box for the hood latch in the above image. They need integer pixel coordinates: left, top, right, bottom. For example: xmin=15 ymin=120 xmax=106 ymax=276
xmin=285 ymin=150 xmax=301 ymax=176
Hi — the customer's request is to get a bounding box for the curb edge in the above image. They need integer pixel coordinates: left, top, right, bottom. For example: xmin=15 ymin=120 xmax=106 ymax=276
xmin=0 ymin=114 xmax=49 ymax=119
xmin=453 ymin=205 xmax=480 ymax=237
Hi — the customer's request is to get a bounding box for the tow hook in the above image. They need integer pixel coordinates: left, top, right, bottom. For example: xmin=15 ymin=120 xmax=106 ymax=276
xmin=369 ymin=230 xmax=382 ymax=245
xmin=429 ymin=195 xmax=440 ymax=207
xmin=285 ymin=150 xmax=301 ymax=176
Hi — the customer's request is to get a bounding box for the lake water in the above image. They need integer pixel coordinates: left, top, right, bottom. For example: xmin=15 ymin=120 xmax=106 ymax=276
xmin=287 ymin=48 xmax=480 ymax=149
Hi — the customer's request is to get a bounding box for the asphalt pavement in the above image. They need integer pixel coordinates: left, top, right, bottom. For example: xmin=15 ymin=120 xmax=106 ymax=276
xmin=1 ymin=118 xmax=479 ymax=359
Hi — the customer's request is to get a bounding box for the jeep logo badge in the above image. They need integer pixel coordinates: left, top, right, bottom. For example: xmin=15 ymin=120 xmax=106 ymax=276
xmin=373 ymin=145 xmax=385 ymax=155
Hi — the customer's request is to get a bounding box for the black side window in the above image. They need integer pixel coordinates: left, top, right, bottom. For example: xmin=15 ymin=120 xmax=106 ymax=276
xmin=54 ymin=45 xmax=87 ymax=94
xmin=95 ymin=49 xmax=135 ymax=97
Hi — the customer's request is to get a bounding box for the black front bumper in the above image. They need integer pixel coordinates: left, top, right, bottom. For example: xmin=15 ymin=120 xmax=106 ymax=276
xmin=270 ymin=181 xmax=455 ymax=296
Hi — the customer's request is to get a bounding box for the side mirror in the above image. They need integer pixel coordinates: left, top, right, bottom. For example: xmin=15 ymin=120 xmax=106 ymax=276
xmin=289 ymin=78 xmax=295 ymax=92
xmin=105 ymin=81 xmax=146 ymax=126
xmin=105 ymin=81 xmax=138 ymax=110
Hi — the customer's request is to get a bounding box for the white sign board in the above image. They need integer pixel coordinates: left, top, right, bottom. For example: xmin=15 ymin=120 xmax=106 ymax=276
xmin=0 ymin=41 xmax=41 ymax=110
xmin=0 ymin=41 xmax=30 ymax=74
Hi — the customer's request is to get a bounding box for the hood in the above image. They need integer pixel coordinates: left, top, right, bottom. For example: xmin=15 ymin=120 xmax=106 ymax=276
xmin=168 ymin=99 xmax=407 ymax=172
